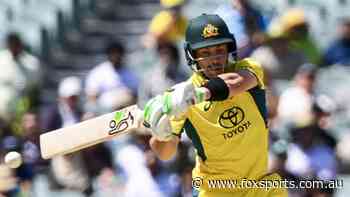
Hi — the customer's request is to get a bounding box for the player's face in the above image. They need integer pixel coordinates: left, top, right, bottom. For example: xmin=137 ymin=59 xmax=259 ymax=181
xmin=195 ymin=44 xmax=228 ymax=79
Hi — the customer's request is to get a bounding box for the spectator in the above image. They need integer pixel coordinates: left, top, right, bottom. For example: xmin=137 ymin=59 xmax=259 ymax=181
xmin=0 ymin=111 xmax=45 ymax=197
xmin=250 ymin=20 xmax=308 ymax=81
xmin=85 ymin=41 xmax=138 ymax=113
xmin=0 ymin=136 xmax=21 ymax=197
xmin=286 ymin=125 xmax=337 ymax=181
xmin=214 ymin=0 xmax=267 ymax=58
xmin=117 ymin=144 xmax=164 ymax=197
xmin=322 ymin=18 xmax=350 ymax=66
xmin=268 ymin=140 xmax=303 ymax=197
xmin=142 ymin=0 xmax=188 ymax=48
xmin=40 ymin=76 xmax=90 ymax=194
xmin=309 ymin=95 xmax=337 ymax=150
xmin=0 ymin=163 xmax=18 ymax=197
xmin=16 ymin=112 xmax=43 ymax=189
xmin=0 ymin=33 xmax=41 ymax=122
xmin=138 ymin=42 xmax=188 ymax=107
xmin=251 ymin=22 xmax=307 ymax=132
xmin=277 ymin=63 xmax=318 ymax=126
xmin=41 ymin=76 xmax=83 ymax=131
xmin=280 ymin=8 xmax=321 ymax=64
xmin=21 ymin=112 xmax=41 ymax=168
xmin=284 ymin=96 xmax=338 ymax=181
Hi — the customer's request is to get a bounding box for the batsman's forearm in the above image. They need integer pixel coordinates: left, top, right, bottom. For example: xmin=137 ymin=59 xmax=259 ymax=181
xmin=222 ymin=70 xmax=258 ymax=97
xmin=203 ymin=71 xmax=258 ymax=101
xmin=149 ymin=136 xmax=179 ymax=161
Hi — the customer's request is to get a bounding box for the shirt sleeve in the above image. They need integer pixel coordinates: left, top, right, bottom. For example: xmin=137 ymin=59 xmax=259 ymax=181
xmin=235 ymin=58 xmax=265 ymax=89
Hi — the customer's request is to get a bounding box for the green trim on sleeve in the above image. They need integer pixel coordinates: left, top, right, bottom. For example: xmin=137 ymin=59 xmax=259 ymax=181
xmin=248 ymin=87 xmax=268 ymax=128
xmin=183 ymin=119 xmax=207 ymax=161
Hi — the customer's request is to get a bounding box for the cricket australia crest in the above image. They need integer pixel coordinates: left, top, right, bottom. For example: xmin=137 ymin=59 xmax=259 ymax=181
xmin=202 ymin=24 xmax=219 ymax=38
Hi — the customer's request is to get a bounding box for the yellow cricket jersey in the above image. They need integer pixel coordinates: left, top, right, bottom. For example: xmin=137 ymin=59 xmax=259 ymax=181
xmin=171 ymin=58 xmax=268 ymax=182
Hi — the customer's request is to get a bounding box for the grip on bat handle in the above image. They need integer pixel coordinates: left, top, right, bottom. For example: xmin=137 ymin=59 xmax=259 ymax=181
xmin=135 ymin=108 xmax=145 ymax=127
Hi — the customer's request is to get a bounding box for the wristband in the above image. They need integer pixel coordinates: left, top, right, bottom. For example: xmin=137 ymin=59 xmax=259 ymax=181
xmin=204 ymin=77 xmax=229 ymax=101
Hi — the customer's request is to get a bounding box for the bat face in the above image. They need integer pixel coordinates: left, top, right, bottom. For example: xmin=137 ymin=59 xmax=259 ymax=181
xmin=40 ymin=105 xmax=143 ymax=159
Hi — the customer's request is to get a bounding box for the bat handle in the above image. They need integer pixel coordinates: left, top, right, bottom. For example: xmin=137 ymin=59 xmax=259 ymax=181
xmin=135 ymin=108 xmax=145 ymax=127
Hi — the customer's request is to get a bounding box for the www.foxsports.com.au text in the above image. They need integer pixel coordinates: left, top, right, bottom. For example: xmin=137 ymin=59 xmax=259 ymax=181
xmin=192 ymin=177 xmax=343 ymax=191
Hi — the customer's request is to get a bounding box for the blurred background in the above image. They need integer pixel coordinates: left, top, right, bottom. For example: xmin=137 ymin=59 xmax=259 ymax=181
xmin=0 ymin=0 xmax=349 ymax=196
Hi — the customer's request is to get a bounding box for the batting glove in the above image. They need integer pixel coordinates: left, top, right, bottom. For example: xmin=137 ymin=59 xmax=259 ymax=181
xmin=143 ymin=81 xmax=208 ymax=141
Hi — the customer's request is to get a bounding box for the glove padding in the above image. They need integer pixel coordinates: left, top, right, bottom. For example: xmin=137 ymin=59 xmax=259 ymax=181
xmin=143 ymin=81 xmax=206 ymax=141
xmin=163 ymin=81 xmax=206 ymax=115
xmin=143 ymin=95 xmax=172 ymax=141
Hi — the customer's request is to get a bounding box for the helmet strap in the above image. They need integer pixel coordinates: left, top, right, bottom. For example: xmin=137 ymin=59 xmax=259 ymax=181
xmin=228 ymin=51 xmax=237 ymax=63
xmin=185 ymin=42 xmax=238 ymax=79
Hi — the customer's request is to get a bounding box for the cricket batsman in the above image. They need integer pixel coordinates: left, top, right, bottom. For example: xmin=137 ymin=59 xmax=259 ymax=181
xmin=143 ymin=14 xmax=288 ymax=197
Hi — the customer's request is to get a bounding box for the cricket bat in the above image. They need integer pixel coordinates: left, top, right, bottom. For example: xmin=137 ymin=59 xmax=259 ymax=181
xmin=40 ymin=105 xmax=143 ymax=159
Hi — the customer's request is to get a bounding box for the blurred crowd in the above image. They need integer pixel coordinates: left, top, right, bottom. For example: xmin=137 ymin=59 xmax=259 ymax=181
xmin=0 ymin=0 xmax=350 ymax=197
